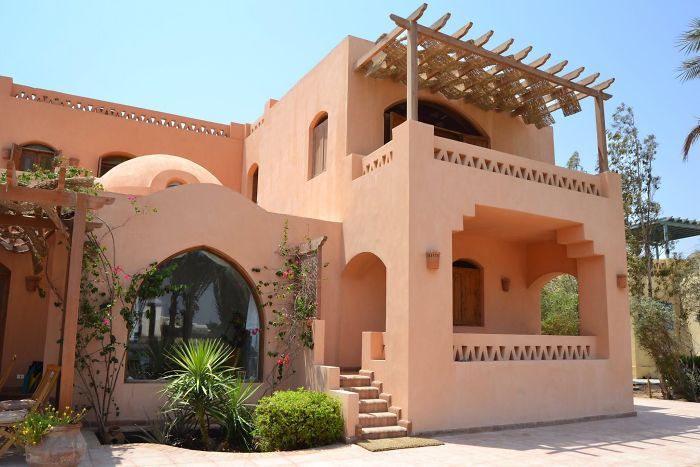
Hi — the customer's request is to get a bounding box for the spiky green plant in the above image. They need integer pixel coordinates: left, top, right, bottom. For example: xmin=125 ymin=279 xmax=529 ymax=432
xmin=161 ymin=339 xmax=234 ymax=447
xmin=678 ymin=18 xmax=700 ymax=160
xmin=212 ymin=374 xmax=258 ymax=451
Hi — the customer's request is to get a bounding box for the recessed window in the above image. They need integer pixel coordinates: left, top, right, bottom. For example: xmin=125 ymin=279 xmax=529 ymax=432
xmin=13 ymin=144 xmax=57 ymax=171
xmin=249 ymin=165 xmax=259 ymax=203
xmin=384 ymin=101 xmax=489 ymax=147
xmin=310 ymin=114 xmax=328 ymax=178
xmin=98 ymin=155 xmax=131 ymax=176
xmin=127 ymin=249 xmax=262 ymax=381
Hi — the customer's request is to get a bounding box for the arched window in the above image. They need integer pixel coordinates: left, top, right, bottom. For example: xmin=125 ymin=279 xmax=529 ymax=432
xmin=127 ymin=249 xmax=262 ymax=381
xmin=249 ymin=165 xmax=259 ymax=203
xmin=540 ymin=273 xmax=579 ymax=335
xmin=452 ymin=259 xmax=484 ymax=326
xmin=13 ymin=143 xmax=57 ymax=171
xmin=384 ymin=101 xmax=489 ymax=147
xmin=309 ymin=113 xmax=328 ymax=178
xmin=98 ymin=154 xmax=131 ymax=176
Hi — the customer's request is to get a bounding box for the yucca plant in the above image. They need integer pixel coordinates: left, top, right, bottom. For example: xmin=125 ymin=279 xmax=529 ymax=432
xmin=161 ymin=339 xmax=235 ymax=447
xmin=212 ymin=374 xmax=258 ymax=451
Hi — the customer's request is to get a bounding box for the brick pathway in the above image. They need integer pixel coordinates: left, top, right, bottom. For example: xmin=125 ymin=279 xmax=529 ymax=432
xmin=2 ymin=398 xmax=700 ymax=466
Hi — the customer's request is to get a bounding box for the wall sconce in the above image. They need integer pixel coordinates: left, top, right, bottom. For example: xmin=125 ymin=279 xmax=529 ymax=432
xmin=25 ymin=275 xmax=41 ymax=292
xmin=501 ymin=277 xmax=511 ymax=292
xmin=616 ymin=274 xmax=628 ymax=289
xmin=426 ymin=251 xmax=440 ymax=270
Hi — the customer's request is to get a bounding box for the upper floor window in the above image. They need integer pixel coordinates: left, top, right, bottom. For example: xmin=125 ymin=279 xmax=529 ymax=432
xmin=98 ymin=154 xmax=131 ymax=176
xmin=384 ymin=101 xmax=489 ymax=148
xmin=12 ymin=143 xmax=57 ymax=171
xmin=310 ymin=113 xmax=328 ymax=178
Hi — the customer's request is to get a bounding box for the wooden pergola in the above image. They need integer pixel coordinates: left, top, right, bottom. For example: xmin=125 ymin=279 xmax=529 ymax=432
xmin=0 ymin=162 xmax=113 ymax=408
xmin=355 ymin=4 xmax=615 ymax=172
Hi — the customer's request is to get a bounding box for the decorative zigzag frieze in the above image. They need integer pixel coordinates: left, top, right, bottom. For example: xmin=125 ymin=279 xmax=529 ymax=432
xmin=453 ymin=343 xmax=592 ymax=362
xmin=362 ymin=149 xmax=394 ymax=175
xmin=434 ymin=147 xmax=601 ymax=196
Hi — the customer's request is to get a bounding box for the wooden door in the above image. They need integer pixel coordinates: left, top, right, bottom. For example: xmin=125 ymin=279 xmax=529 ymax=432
xmin=453 ymin=267 xmax=482 ymax=326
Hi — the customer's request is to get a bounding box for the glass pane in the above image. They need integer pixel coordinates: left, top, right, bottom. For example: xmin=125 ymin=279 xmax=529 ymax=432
xmin=127 ymin=250 xmax=261 ymax=381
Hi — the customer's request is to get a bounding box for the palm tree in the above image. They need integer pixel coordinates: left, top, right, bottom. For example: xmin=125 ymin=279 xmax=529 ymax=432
xmin=678 ymin=18 xmax=700 ymax=160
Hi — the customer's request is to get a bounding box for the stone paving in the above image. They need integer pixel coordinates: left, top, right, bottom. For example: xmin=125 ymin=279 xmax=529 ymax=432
xmin=2 ymin=397 xmax=700 ymax=466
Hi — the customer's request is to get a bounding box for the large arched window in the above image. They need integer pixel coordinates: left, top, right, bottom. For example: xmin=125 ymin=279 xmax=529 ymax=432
xmin=98 ymin=154 xmax=131 ymax=176
xmin=127 ymin=249 xmax=262 ymax=381
xmin=384 ymin=101 xmax=489 ymax=147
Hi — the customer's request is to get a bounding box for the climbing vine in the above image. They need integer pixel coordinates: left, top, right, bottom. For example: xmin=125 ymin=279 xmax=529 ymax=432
xmin=255 ymin=222 xmax=323 ymax=389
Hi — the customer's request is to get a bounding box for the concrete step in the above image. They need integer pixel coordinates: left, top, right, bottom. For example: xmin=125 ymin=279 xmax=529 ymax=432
xmin=347 ymin=386 xmax=379 ymax=399
xmin=371 ymin=380 xmax=383 ymax=392
xmin=360 ymin=425 xmax=408 ymax=440
xmin=359 ymin=398 xmax=388 ymax=413
xmin=359 ymin=411 xmax=398 ymax=428
xmin=359 ymin=369 xmax=374 ymax=380
xmin=339 ymin=374 xmax=371 ymax=388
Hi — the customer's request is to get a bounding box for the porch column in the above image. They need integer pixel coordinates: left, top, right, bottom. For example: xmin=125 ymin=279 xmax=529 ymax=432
xmin=406 ymin=20 xmax=418 ymax=121
xmin=58 ymin=195 xmax=87 ymax=409
xmin=595 ymin=96 xmax=609 ymax=173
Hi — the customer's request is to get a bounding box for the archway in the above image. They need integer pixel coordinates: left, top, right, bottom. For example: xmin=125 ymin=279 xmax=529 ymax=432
xmin=539 ymin=273 xmax=580 ymax=335
xmin=339 ymin=252 xmax=386 ymax=369
xmin=384 ymin=100 xmax=489 ymax=147
xmin=247 ymin=164 xmax=259 ymax=203
xmin=126 ymin=248 xmax=262 ymax=381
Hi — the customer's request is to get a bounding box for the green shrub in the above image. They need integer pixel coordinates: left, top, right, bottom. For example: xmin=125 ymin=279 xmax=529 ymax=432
xmin=540 ymin=274 xmax=580 ymax=336
xmin=253 ymin=388 xmax=343 ymax=451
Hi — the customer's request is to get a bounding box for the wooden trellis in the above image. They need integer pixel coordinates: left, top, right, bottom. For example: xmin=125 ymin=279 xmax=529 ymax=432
xmin=0 ymin=161 xmax=114 ymax=408
xmin=355 ymin=3 xmax=614 ymax=172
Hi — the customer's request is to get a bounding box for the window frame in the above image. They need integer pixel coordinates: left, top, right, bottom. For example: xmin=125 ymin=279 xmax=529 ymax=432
xmin=309 ymin=113 xmax=329 ymax=179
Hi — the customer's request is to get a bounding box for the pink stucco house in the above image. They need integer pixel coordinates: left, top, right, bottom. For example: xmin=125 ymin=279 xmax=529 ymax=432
xmin=0 ymin=5 xmax=633 ymax=441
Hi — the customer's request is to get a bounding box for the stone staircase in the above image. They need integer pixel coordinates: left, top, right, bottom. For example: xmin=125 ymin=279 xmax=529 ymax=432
xmin=340 ymin=369 xmax=411 ymax=440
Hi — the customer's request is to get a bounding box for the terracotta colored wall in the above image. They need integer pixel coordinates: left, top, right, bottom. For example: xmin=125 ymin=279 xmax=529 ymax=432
xmin=0 ymin=76 xmax=245 ymax=191
xmin=243 ymin=36 xmax=555 ymax=224
xmin=338 ymin=253 xmax=386 ymax=369
xmin=0 ymin=248 xmax=50 ymax=390
xmin=346 ymin=121 xmax=632 ymax=432
xmin=82 ymin=184 xmax=342 ymax=422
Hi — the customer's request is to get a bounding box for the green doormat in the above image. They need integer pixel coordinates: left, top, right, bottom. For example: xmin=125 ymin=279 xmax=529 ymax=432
xmin=356 ymin=436 xmax=444 ymax=452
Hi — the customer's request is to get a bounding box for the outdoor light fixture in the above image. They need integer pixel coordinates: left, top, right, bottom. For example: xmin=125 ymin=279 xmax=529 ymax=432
xmin=426 ymin=251 xmax=440 ymax=269
xmin=616 ymin=274 xmax=628 ymax=289
xmin=501 ymin=277 xmax=511 ymax=292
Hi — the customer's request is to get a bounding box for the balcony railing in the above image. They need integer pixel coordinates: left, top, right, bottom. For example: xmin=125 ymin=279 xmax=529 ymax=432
xmin=453 ymin=333 xmax=597 ymax=362
xmin=434 ymin=136 xmax=604 ymax=197
xmin=361 ymin=141 xmax=394 ymax=176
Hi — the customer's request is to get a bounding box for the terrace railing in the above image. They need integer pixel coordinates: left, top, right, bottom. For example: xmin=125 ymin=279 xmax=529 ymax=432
xmin=453 ymin=333 xmax=597 ymax=362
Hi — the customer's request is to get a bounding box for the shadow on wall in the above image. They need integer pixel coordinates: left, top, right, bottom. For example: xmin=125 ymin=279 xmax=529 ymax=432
xmin=339 ymin=252 xmax=386 ymax=369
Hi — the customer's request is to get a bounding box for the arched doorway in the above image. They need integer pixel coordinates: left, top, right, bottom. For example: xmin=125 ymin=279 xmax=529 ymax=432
xmin=540 ymin=273 xmax=580 ymax=335
xmin=453 ymin=259 xmax=483 ymax=326
xmin=247 ymin=164 xmax=259 ymax=203
xmin=127 ymin=249 xmax=262 ymax=381
xmin=339 ymin=253 xmax=386 ymax=369
xmin=384 ymin=100 xmax=489 ymax=147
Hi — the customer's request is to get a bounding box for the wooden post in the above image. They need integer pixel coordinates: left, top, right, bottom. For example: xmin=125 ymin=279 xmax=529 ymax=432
xmin=595 ymin=96 xmax=609 ymax=173
xmin=406 ymin=20 xmax=418 ymax=121
xmin=58 ymin=195 xmax=87 ymax=409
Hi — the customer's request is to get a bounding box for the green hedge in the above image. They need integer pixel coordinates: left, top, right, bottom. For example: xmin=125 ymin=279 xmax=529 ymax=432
xmin=253 ymin=388 xmax=343 ymax=451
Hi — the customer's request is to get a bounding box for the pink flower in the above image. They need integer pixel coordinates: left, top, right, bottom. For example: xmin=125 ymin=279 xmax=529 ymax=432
xmin=250 ymin=328 xmax=260 ymax=336
xmin=123 ymin=273 xmax=131 ymax=280
xmin=277 ymin=357 xmax=283 ymax=366
xmin=102 ymin=318 xmax=110 ymax=326
xmin=282 ymin=271 xmax=288 ymax=279
xmin=113 ymin=266 xmax=123 ymax=273
xmin=127 ymin=195 xmax=136 ymax=201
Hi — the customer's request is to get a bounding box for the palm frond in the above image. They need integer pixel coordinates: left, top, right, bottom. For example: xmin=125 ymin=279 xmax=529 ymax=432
xmin=683 ymin=121 xmax=700 ymax=161
xmin=678 ymin=18 xmax=700 ymax=54
xmin=678 ymin=56 xmax=700 ymax=82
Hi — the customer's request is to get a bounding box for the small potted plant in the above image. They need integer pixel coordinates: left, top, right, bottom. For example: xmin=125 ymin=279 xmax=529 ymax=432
xmin=13 ymin=406 xmax=87 ymax=467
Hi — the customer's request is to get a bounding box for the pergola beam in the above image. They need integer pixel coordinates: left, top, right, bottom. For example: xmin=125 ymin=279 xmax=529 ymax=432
xmin=353 ymin=3 xmax=427 ymax=71
xmin=390 ymin=14 xmax=612 ymax=100
xmin=0 ymin=184 xmax=113 ymax=210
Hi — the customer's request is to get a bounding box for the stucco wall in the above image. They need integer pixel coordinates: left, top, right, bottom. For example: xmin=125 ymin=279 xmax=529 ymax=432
xmin=0 ymin=76 xmax=244 ymax=191
xmin=82 ymin=184 xmax=342 ymax=422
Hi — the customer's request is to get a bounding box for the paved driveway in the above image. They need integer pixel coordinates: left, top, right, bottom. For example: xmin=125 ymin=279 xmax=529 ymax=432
xmin=4 ymin=398 xmax=700 ymax=466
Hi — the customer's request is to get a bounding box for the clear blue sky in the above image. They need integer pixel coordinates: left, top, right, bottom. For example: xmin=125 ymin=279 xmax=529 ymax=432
xmin=2 ymin=1 xmax=698 ymax=253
